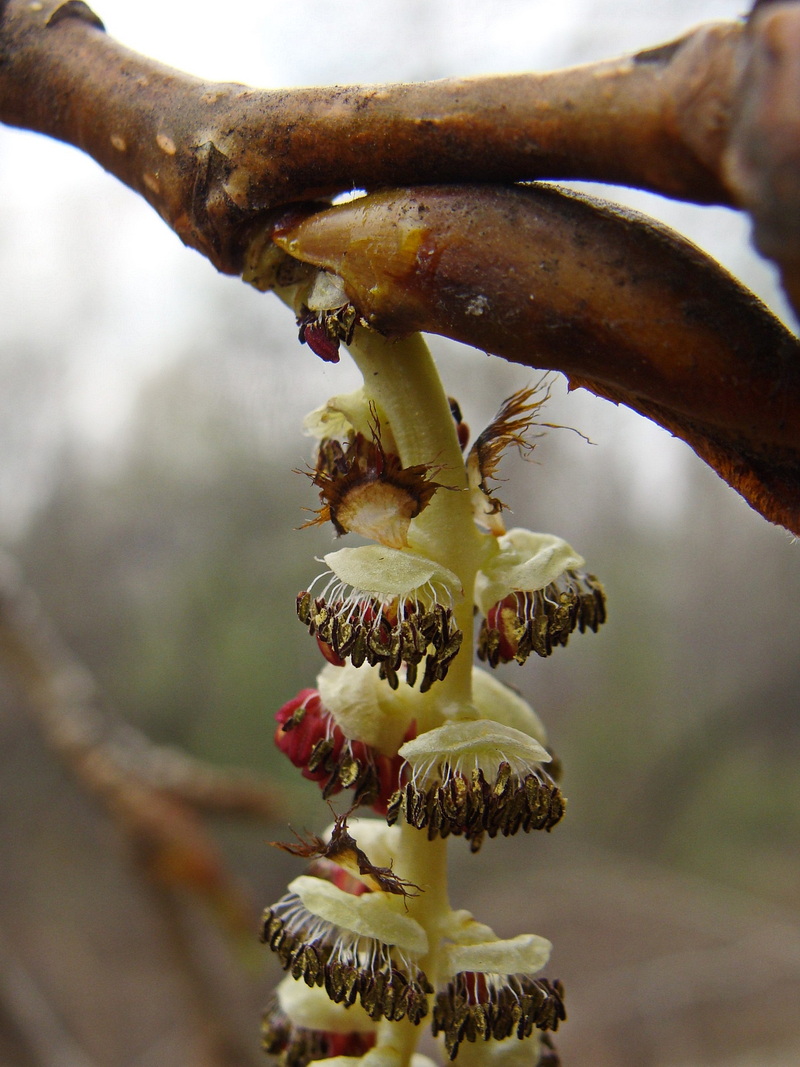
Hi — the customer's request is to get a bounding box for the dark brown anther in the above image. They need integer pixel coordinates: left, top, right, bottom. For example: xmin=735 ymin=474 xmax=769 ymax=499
xmin=392 ymin=764 xmax=564 ymax=848
xmin=307 ymin=738 xmax=335 ymax=775
xmin=434 ymin=973 xmax=566 ymax=1058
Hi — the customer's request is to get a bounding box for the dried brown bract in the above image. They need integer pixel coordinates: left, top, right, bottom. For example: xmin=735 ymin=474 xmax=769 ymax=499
xmin=301 ymin=429 xmax=444 ymax=548
xmin=272 ymin=812 xmax=421 ymax=898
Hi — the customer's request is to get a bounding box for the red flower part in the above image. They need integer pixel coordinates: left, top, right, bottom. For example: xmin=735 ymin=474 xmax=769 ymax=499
xmin=316 ymin=634 xmax=347 ymax=667
xmin=478 ymin=569 xmax=606 ymax=667
xmin=275 ymin=690 xmax=343 ymax=784
xmin=325 ymin=1032 xmax=376 ymax=1058
xmin=262 ymin=994 xmax=376 ymax=1067
xmin=274 ymin=689 xmax=414 ymax=814
xmin=307 ymin=858 xmax=372 ymax=897
xmin=300 ymin=318 xmax=341 ymax=363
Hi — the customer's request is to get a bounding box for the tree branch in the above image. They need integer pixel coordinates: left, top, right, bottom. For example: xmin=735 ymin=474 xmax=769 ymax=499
xmin=3 ymin=0 xmax=800 ymax=531
xmin=0 ymin=550 xmax=280 ymax=925
xmin=725 ymin=2 xmax=800 ymax=309
xmin=1 ymin=0 xmax=742 ymax=272
xmin=268 ymin=184 xmax=800 ymax=534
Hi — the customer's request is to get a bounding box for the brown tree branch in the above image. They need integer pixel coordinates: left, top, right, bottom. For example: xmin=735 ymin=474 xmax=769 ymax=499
xmin=725 ymin=2 xmax=800 ymax=308
xmin=267 ymin=185 xmax=800 ymax=534
xmin=0 ymin=549 xmax=278 ymax=1064
xmin=0 ymin=550 xmax=281 ymax=924
xmin=3 ymin=0 xmax=800 ymax=531
xmin=1 ymin=0 xmax=742 ymax=273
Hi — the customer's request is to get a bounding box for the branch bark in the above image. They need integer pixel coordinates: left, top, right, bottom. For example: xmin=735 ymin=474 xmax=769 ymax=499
xmin=2 ymin=0 xmax=800 ymax=530
xmin=725 ymin=2 xmax=800 ymax=309
xmin=270 ymin=185 xmax=800 ymax=534
xmin=1 ymin=0 xmax=742 ymax=272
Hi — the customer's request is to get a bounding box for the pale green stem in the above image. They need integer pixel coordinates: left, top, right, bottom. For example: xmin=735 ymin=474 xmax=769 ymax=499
xmin=343 ymin=326 xmax=486 ymax=1067
xmin=271 ymin=278 xmax=486 ymax=1064
xmin=345 ymin=326 xmax=485 ymax=709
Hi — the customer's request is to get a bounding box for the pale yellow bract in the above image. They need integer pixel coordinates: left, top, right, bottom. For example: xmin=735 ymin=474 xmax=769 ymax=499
xmin=323 ymin=544 xmax=463 ymax=602
xmin=475 ymin=527 xmax=584 ymax=614
xmin=289 ymin=875 xmax=429 ymax=957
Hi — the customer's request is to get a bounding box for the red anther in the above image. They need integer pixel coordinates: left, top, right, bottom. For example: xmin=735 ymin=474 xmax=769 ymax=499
xmin=300 ymin=319 xmax=341 ymax=363
xmin=316 ymin=634 xmax=346 ymax=666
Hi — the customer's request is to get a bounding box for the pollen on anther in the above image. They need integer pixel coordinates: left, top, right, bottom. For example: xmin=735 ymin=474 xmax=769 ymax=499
xmin=110 ymin=134 xmax=127 ymax=152
xmin=433 ymin=972 xmax=566 ymax=1059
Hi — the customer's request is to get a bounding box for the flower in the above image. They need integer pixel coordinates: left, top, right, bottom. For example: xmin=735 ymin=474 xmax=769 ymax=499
xmin=386 ymin=721 xmax=565 ymax=851
xmin=262 ymin=977 xmax=377 ymax=1067
xmin=261 ymin=875 xmax=432 ymax=1023
xmin=274 ymin=680 xmax=412 ymax=813
xmin=432 ymin=934 xmax=564 ymax=1060
xmin=296 ymin=270 xmax=359 ymax=363
xmin=475 ymin=529 xmax=606 ymax=666
xmin=297 ymin=545 xmax=464 ymax=690
xmin=433 ymin=972 xmax=565 ymax=1060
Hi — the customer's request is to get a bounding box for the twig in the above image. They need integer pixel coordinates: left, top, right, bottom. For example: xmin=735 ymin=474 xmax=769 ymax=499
xmin=0 ymin=0 xmax=744 ymax=273
xmin=270 ymin=184 xmax=800 ymax=534
xmin=0 ymin=549 xmax=280 ymax=1065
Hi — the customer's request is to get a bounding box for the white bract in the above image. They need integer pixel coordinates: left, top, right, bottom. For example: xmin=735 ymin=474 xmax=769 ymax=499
xmin=277 ymin=976 xmax=376 ymax=1035
xmin=323 ymin=545 xmax=463 ymax=604
xmin=290 ymin=875 xmax=428 ymax=957
xmin=399 ymin=720 xmax=551 ymax=784
xmin=442 ymin=933 xmax=552 ymax=978
xmin=303 ymin=388 xmax=375 ymax=442
xmin=317 ymin=662 xmax=417 ymax=752
xmin=475 ymin=527 xmax=584 ymax=613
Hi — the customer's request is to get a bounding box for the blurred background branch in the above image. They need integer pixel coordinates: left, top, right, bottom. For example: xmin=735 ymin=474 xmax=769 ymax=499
xmin=0 ymin=549 xmax=283 ymax=1066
